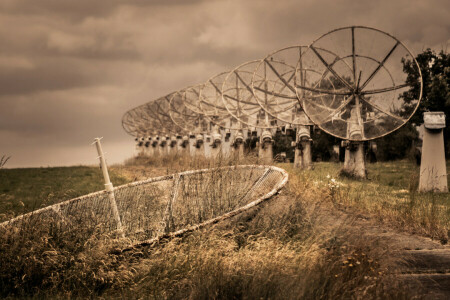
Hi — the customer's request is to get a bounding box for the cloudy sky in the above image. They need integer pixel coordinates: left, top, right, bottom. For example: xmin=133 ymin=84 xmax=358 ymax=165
xmin=0 ymin=0 xmax=448 ymax=168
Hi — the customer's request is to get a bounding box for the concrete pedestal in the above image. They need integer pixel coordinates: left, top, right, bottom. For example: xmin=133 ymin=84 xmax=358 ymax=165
xmin=160 ymin=144 xmax=168 ymax=156
xmin=195 ymin=144 xmax=204 ymax=158
xmin=144 ymin=145 xmax=154 ymax=157
xmin=419 ymin=128 xmax=448 ymax=192
xmin=222 ymin=140 xmax=231 ymax=158
xmin=210 ymin=144 xmax=222 ymax=159
xmin=152 ymin=145 xmax=159 ymax=156
xmin=294 ymin=141 xmax=312 ymax=169
xmin=341 ymin=142 xmax=366 ymax=179
xmin=259 ymin=142 xmax=273 ymax=165
xmin=232 ymin=143 xmax=244 ymax=161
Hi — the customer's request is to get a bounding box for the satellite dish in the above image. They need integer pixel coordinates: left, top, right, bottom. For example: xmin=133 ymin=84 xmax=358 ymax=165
xmin=148 ymin=95 xmax=180 ymax=136
xmin=252 ymin=46 xmax=314 ymax=127
xmin=122 ymin=102 xmax=160 ymax=138
xmin=122 ymin=108 xmax=142 ymax=137
xmin=296 ymin=26 xmax=422 ymax=141
xmin=200 ymin=71 xmax=249 ymax=132
xmin=169 ymin=89 xmax=208 ymax=135
xmin=222 ymin=60 xmax=283 ymax=130
xmin=182 ymin=85 xmax=205 ymax=115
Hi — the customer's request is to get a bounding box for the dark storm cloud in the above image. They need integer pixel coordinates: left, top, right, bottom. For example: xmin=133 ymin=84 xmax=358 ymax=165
xmin=0 ymin=59 xmax=92 ymax=95
xmin=0 ymin=0 xmax=205 ymax=21
xmin=0 ymin=0 xmax=448 ymax=168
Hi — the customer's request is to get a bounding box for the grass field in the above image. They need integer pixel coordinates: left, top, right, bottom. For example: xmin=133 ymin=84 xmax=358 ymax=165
xmin=0 ymin=166 xmax=130 ymax=222
xmin=0 ymin=158 xmax=448 ymax=298
xmin=282 ymin=160 xmax=450 ymax=241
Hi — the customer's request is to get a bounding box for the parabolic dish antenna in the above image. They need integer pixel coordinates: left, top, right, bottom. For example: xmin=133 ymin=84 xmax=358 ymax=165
xmin=199 ymin=72 xmax=238 ymax=129
xmin=181 ymin=85 xmax=205 ymax=115
xmin=150 ymin=94 xmax=180 ymax=135
xmin=200 ymin=71 xmax=246 ymax=131
xmin=252 ymin=46 xmax=314 ymax=127
xmin=122 ymin=102 xmax=162 ymax=137
xmin=222 ymin=60 xmax=283 ymax=130
xmin=169 ymin=89 xmax=208 ymax=134
xmin=296 ymin=26 xmax=422 ymax=141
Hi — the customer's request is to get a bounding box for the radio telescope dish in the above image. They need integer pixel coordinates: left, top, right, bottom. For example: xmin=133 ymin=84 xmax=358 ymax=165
xmin=200 ymin=71 xmax=246 ymax=131
xmin=182 ymin=85 xmax=204 ymax=115
xmin=146 ymin=95 xmax=181 ymax=135
xmin=252 ymin=46 xmax=314 ymax=126
xmin=169 ymin=89 xmax=208 ymax=134
xmin=222 ymin=60 xmax=283 ymax=130
xmin=296 ymin=26 xmax=422 ymax=141
xmin=122 ymin=101 xmax=163 ymax=137
xmin=122 ymin=106 xmax=145 ymax=137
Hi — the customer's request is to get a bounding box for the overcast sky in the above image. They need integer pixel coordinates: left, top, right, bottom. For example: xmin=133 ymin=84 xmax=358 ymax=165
xmin=0 ymin=0 xmax=448 ymax=168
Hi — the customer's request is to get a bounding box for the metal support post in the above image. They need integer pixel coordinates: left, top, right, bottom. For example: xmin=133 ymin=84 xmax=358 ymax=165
xmin=93 ymin=137 xmax=124 ymax=237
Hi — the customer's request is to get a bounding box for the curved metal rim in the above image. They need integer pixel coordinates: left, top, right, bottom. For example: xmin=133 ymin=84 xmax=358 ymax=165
xmin=300 ymin=25 xmax=423 ymax=141
xmin=1 ymin=165 xmax=289 ymax=253
xmin=222 ymin=60 xmax=282 ymax=130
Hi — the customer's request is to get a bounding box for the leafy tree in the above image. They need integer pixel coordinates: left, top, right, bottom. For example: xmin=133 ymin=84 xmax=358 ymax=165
xmin=272 ymin=129 xmax=295 ymax=161
xmin=375 ymin=123 xmax=419 ymax=161
xmin=311 ymin=127 xmax=339 ymax=161
xmin=401 ymin=48 xmax=450 ymax=155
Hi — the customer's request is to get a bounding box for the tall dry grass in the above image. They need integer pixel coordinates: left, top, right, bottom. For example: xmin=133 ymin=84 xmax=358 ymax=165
xmin=121 ymin=150 xmax=261 ymax=179
xmin=0 ymin=156 xmax=421 ymax=299
xmin=283 ymin=162 xmax=449 ymax=244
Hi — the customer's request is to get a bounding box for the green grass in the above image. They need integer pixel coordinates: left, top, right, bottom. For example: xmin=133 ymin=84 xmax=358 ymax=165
xmin=0 ymin=166 xmax=130 ymax=222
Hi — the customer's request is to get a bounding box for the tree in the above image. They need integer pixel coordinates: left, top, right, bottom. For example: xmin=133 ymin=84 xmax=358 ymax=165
xmin=401 ymin=48 xmax=450 ymax=155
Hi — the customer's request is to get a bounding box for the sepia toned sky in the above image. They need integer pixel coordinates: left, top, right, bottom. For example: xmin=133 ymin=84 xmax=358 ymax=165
xmin=0 ymin=0 xmax=449 ymax=168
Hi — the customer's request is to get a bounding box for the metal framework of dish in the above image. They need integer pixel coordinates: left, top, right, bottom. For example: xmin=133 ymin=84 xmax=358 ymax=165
xmin=1 ymin=165 xmax=288 ymax=249
xmin=222 ymin=60 xmax=283 ymax=131
xmin=296 ymin=26 xmax=422 ymax=141
xmin=121 ymin=26 xmax=422 ymax=145
xmin=252 ymin=46 xmax=314 ymax=127
xmin=168 ymin=87 xmax=209 ymax=135
xmin=199 ymin=71 xmax=245 ymax=131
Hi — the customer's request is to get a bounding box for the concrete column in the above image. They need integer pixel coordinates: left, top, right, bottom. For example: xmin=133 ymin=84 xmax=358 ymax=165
xmin=159 ymin=137 xmax=168 ymax=156
xmin=232 ymin=130 xmax=245 ymax=161
xmin=204 ymin=135 xmax=212 ymax=158
xmin=210 ymin=132 xmax=222 ymax=159
xmin=419 ymin=112 xmax=447 ymax=192
xmin=222 ymin=130 xmax=231 ymax=157
xmin=144 ymin=137 xmax=153 ymax=157
xmin=341 ymin=106 xmax=366 ymax=179
xmin=258 ymin=129 xmax=273 ymax=165
xmin=169 ymin=136 xmax=177 ymax=155
xmin=179 ymin=135 xmax=190 ymax=157
xmin=293 ymin=125 xmax=312 ymax=169
xmin=194 ymin=134 xmax=205 ymax=157
xmin=342 ymin=141 xmax=366 ymax=178
xmin=135 ymin=138 xmax=141 ymax=156
xmin=137 ymin=137 xmax=145 ymax=156
xmin=152 ymin=136 xmax=160 ymax=156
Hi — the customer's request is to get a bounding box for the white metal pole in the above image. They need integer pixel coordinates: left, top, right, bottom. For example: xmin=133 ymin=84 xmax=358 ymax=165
xmin=93 ymin=137 xmax=124 ymax=237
